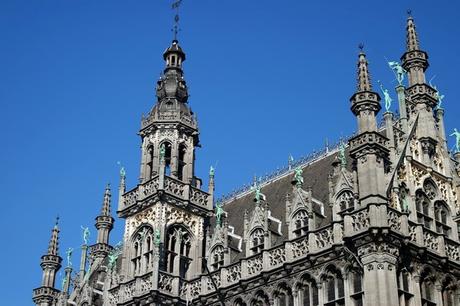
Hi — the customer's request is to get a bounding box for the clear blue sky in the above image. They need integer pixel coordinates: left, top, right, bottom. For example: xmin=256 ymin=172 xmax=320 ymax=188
xmin=1 ymin=0 xmax=459 ymax=304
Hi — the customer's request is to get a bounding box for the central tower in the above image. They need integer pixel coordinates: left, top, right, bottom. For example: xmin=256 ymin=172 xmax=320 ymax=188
xmin=116 ymin=39 xmax=213 ymax=290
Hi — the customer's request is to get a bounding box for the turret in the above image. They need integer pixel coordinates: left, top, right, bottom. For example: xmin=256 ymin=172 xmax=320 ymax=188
xmin=33 ymin=218 xmax=62 ymax=306
xmin=349 ymin=47 xmax=390 ymax=205
xmin=90 ymin=184 xmax=114 ymax=259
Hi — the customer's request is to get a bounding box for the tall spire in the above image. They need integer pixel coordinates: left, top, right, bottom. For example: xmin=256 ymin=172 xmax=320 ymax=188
xmin=406 ymin=12 xmax=420 ymax=51
xmin=356 ymin=44 xmax=372 ymax=92
xmin=350 ymin=46 xmax=381 ymax=133
xmin=401 ymin=13 xmax=430 ymax=87
xmin=47 ymin=216 xmax=60 ymax=256
xmin=33 ymin=219 xmax=63 ymax=306
xmin=90 ymin=184 xmax=114 ymax=259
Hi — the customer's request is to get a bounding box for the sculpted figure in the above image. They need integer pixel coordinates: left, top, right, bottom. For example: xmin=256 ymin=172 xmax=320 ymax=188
xmin=388 ymin=61 xmax=406 ymax=85
xmin=450 ymin=128 xmax=460 ymax=153
xmin=81 ymin=226 xmax=90 ymax=245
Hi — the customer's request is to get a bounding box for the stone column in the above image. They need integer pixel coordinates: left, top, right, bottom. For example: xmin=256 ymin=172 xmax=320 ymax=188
xmin=359 ymin=243 xmax=399 ymax=306
xmin=79 ymin=245 xmax=88 ymax=283
xmin=396 ymin=85 xmax=408 ymax=133
xmin=384 ymin=111 xmax=396 ymax=163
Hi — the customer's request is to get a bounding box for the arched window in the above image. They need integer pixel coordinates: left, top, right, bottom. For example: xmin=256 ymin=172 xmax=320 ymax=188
xmin=162 ymin=142 xmax=172 ymax=176
xmin=250 ymin=291 xmax=269 ymax=306
xmin=233 ymin=298 xmax=247 ymax=306
xmin=274 ymin=284 xmax=294 ymax=306
xmin=165 ymin=225 xmax=192 ymax=278
xmin=249 ymin=228 xmax=264 ymax=255
xmin=293 ymin=210 xmax=309 ymax=238
xmin=442 ymin=278 xmax=457 ymax=306
xmin=350 ymin=270 xmax=363 ymax=306
xmin=397 ymin=269 xmax=413 ymax=306
xmin=416 ymin=190 xmax=432 ymax=228
xmin=178 ymin=143 xmax=186 ymax=181
xmin=210 ymin=245 xmax=224 ymax=271
xmin=146 ymin=146 xmax=154 ymax=179
xmin=420 ymin=270 xmax=436 ymax=306
xmin=323 ymin=266 xmax=344 ymax=306
xmin=131 ymin=226 xmax=154 ymax=276
xmin=434 ymin=201 xmax=451 ymax=236
xmin=337 ymin=191 xmax=354 ymax=214
xmin=298 ymin=274 xmax=319 ymax=306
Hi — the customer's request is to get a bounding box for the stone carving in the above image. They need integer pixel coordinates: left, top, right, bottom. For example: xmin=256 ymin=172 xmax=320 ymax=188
xmin=206 ymin=273 xmax=222 ymax=291
xmin=409 ymin=225 xmax=417 ymax=243
xmin=123 ymin=189 xmax=139 ymax=208
xmin=158 ymin=272 xmax=174 ymax=293
xmin=129 ymin=207 xmax=155 ymax=231
xmin=139 ymin=273 xmax=152 ymax=294
xmin=226 ymin=264 xmax=242 ymax=284
xmin=165 ymin=206 xmax=199 ymax=235
xmin=268 ymin=247 xmax=286 ymax=267
xmin=387 ymin=210 xmax=401 ymax=232
xmin=291 ymin=237 xmax=309 ymax=259
xmin=315 ymin=226 xmax=333 ymax=249
xmin=164 ymin=177 xmax=185 ymax=197
xmin=358 ymin=242 xmax=399 ymax=257
xmin=423 ymin=231 xmax=439 ymax=251
xmin=445 ymin=242 xmax=460 ymax=261
xmin=142 ymin=177 xmax=159 ymax=198
xmin=247 ymin=255 xmax=263 ymax=275
xmin=411 ymin=166 xmax=426 ymax=187
xmin=190 ymin=187 xmax=209 ymax=207
xmin=351 ymin=210 xmax=369 ymax=232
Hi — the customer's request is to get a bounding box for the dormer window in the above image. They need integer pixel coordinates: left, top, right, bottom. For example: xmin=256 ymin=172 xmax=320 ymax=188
xmin=249 ymin=228 xmax=264 ymax=255
xmin=293 ymin=210 xmax=309 ymax=238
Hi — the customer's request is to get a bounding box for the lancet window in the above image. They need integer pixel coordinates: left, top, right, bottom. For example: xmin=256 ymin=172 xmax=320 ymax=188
xmin=298 ymin=275 xmax=319 ymax=306
xmin=293 ymin=210 xmax=309 ymax=238
xmin=131 ymin=226 xmax=154 ymax=276
xmin=416 ymin=190 xmax=432 ymax=228
xmin=337 ymin=191 xmax=354 ymax=214
xmin=397 ymin=269 xmax=413 ymax=306
xmin=210 ymin=245 xmax=224 ymax=271
xmin=274 ymin=284 xmax=294 ymax=306
xmin=146 ymin=145 xmax=154 ymax=179
xmin=249 ymin=228 xmax=265 ymax=255
xmin=349 ymin=270 xmax=363 ymax=306
xmin=441 ymin=278 xmax=457 ymax=306
xmin=420 ymin=270 xmax=436 ymax=306
xmin=178 ymin=143 xmax=186 ymax=181
xmin=323 ymin=267 xmax=345 ymax=306
xmin=434 ymin=201 xmax=451 ymax=236
xmin=165 ymin=225 xmax=192 ymax=278
xmin=162 ymin=141 xmax=172 ymax=176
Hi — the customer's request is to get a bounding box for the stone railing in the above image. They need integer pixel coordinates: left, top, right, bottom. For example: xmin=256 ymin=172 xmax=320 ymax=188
xmin=190 ymin=186 xmax=210 ymax=208
xmin=344 ymin=206 xmax=370 ymax=235
xmin=158 ymin=271 xmax=179 ymax=295
xmin=290 ymin=235 xmax=309 ymax=259
xmin=120 ymin=175 xmax=211 ymax=212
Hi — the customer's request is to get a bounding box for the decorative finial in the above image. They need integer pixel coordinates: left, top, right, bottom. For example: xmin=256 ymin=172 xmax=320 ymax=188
xmin=171 ymin=0 xmax=183 ymax=41
xmin=80 ymin=226 xmax=90 ymax=245
xmin=117 ymin=161 xmax=126 ymax=179
xmin=66 ymin=247 xmax=73 ymax=267
xmin=407 ymin=9 xmax=412 ymax=17
xmin=387 ymin=60 xmax=407 ymax=86
xmin=377 ymin=80 xmax=393 ymax=112
xmin=450 ymin=129 xmax=460 ymax=153
xmin=55 ymin=215 xmax=60 ymax=228
xmin=215 ymin=202 xmax=224 ymax=227
xmin=358 ymin=43 xmax=364 ymax=52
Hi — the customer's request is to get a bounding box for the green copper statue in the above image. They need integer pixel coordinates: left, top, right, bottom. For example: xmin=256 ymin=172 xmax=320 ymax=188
xmin=117 ymin=161 xmax=126 ymax=178
xmin=154 ymin=228 xmax=161 ymax=246
xmin=378 ymin=81 xmax=392 ymax=112
xmin=159 ymin=143 xmax=166 ymax=162
xmin=450 ymin=128 xmax=460 ymax=153
xmin=209 ymin=166 xmax=215 ymax=178
xmin=388 ymin=61 xmax=407 ymax=85
xmin=294 ymin=167 xmax=304 ymax=187
xmin=339 ymin=142 xmax=346 ymax=168
xmin=108 ymin=241 xmax=123 ymax=270
xmin=66 ymin=247 xmax=73 ymax=267
xmin=215 ymin=202 xmax=224 ymax=226
xmin=434 ymin=86 xmax=445 ymax=109
xmin=81 ymin=226 xmax=90 ymax=245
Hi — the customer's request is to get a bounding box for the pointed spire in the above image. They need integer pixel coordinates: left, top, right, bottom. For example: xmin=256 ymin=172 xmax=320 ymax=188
xmin=406 ymin=11 xmax=420 ymax=51
xmin=356 ymin=44 xmax=372 ymax=92
xmin=47 ymin=216 xmax=60 ymax=256
xmin=101 ymin=183 xmax=111 ymax=217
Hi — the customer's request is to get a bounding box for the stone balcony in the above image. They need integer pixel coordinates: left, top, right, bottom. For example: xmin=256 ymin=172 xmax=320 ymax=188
xmin=118 ymin=175 xmax=212 ymax=216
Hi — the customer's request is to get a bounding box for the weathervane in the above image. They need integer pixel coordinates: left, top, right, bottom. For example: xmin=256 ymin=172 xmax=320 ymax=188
xmin=171 ymin=0 xmax=183 ymax=40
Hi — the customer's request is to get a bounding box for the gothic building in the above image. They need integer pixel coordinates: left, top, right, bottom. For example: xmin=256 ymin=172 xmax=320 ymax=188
xmin=33 ymin=14 xmax=460 ymax=306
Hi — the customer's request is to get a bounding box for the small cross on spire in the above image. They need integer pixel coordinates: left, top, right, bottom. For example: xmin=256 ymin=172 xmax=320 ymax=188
xmin=171 ymin=0 xmax=183 ymax=40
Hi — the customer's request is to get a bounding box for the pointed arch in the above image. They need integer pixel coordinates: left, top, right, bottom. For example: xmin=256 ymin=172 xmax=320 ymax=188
xmin=249 ymin=227 xmax=265 ymax=255
xmin=292 ymin=209 xmax=309 ymax=238
xmin=320 ymin=265 xmax=345 ymax=305
xmin=209 ymin=244 xmax=225 ymax=271
xmin=296 ymin=273 xmax=319 ymax=306
xmin=164 ymin=224 xmax=193 ymax=278
xmin=419 ymin=267 xmax=436 ymax=306
xmin=177 ymin=142 xmax=187 ymax=181
xmin=336 ymin=190 xmax=355 ymax=214
xmin=434 ymin=200 xmax=451 ymax=236
xmin=130 ymin=225 xmax=154 ymax=276
xmin=159 ymin=140 xmax=173 ymax=176
xmin=273 ymin=282 xmax=294 ymax=306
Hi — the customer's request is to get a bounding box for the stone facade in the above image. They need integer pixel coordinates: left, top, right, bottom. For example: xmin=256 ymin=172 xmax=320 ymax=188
xmin=33 ymin=15 xmax=460 ymax=306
